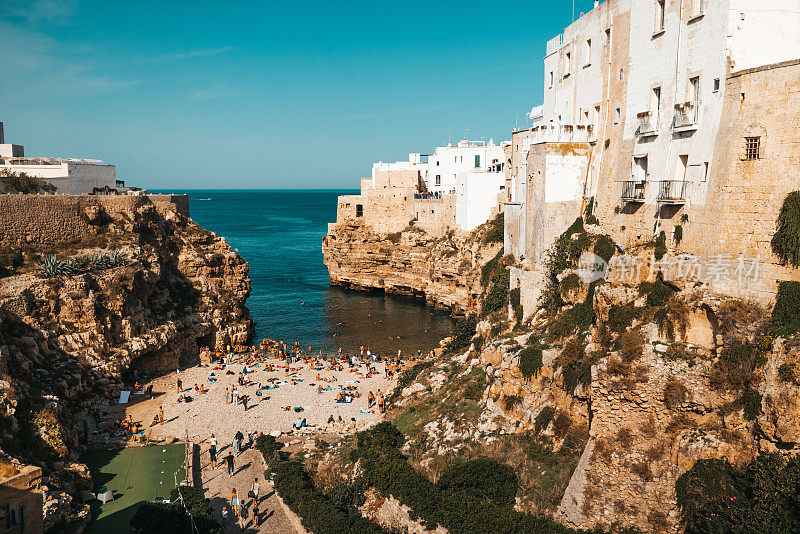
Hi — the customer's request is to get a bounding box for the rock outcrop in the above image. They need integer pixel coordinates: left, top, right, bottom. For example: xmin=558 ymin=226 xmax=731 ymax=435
xmin=322 ymin=220 xmax=502 ymax=314
xmin=0 ymin=196 xmax=252 ymax=531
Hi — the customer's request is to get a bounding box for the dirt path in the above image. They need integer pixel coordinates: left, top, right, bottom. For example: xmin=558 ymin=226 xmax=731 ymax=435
xmin=196 ymin=443 xmax=305 ymax=533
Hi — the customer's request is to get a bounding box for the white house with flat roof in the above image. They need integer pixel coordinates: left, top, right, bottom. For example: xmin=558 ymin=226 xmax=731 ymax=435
xmin=426 ymin=139 xmax=505 ymax=195
xmin=0 ymin=122 xmax=121 ymax=194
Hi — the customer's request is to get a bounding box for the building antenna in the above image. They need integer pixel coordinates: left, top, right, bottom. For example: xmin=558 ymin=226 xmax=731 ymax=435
xmin=464 ymin=126 xmax=470 ymax=141
xmin=448 ymin=126 xmax=451 ymax=146
xmin=572 ymin=0 xmax=575 ymax=22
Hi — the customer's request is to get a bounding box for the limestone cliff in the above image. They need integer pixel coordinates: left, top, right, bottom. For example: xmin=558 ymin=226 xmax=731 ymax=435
xmin=322 ymin=218 xmax=503 ymax=314
xmin=0 ymin=195 xmax=252 ymax=531
xmin=0 ymin=198 xmax=252 ymax=374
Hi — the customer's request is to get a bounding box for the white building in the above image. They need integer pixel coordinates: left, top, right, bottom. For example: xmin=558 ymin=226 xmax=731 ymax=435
xmin=426 ymin=139 xmax=505 ymax=195
xmin=0 ymin=122 xmax=120 ymax=194
xmin=506 ymin=0 xmax=800 ymax=316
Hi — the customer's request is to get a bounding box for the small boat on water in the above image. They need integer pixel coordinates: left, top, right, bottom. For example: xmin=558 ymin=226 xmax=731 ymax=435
xmin=197 ymin=198 xmax=211 ymax=201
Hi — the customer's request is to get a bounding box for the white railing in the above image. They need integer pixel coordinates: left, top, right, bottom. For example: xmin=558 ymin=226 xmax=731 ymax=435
xmin=673 ymin=101 xmax=700 ymax=129
xmin=546 ymin=34 xmax=564 ymax=56
xmin=637 ymin=111 xmax=659 ymax=135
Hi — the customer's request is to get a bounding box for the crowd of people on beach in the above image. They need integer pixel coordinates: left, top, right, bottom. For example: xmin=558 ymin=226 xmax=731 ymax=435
xmin=92 ymin=339 xmax=438 ymax=531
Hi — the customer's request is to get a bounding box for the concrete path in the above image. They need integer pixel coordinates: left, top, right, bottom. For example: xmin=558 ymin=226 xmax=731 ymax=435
xmin=196 ymin=443 xmax=305 ymax=534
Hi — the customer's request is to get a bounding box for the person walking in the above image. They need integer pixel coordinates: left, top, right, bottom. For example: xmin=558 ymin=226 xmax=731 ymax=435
xmin=226 ymin=451 xmax=235 ymax=477
xmin=242 ymin=394 xmax=248 ymax=411
xmin=224 ymin=387 xmax=230 ymax=404
xmin=250 ymin=478 xmax=261 ymax=527
xmin=208 ymin=434 xmax=218 ymax=469
xmin=158 ymin=406 xmax=164 ymax=424
xmin=231 ymin=488 xmax=240 ymax=522
xmin=232 ymin=434 xmax=239 ymax=457
xmin=232 ymin=387 xmax=239 ymax=406
xmin=235 ymin=430 xmax=244 ymax=456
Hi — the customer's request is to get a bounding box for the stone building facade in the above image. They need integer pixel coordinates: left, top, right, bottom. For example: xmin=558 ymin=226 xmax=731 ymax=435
xmin=508 ymin=0 xmax=800 ymax=315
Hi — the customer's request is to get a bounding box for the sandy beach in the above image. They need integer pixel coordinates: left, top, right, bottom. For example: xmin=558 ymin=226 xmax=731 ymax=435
xmin=126 ymin=356 xmax=396 ymax=443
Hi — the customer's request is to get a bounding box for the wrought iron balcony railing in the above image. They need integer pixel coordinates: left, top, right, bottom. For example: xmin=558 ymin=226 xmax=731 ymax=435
xmin=622 ymin=180 xmax=646 ymax=202
xmin=656 ymin=180 xmax=689 ymax=203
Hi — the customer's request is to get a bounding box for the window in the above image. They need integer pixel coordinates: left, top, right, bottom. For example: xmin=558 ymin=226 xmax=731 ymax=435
xmin=435 ymin=174 xmax=441 ymax=186
xmin=549 ymin=71 xmax=554 ymax=88
xmin=744 ymin=137 xmax=761 ymax=160
xmin=655 ymin=0 xmax=666 ymax=32
xmin=651 ymin=86 xmax=662 ymax=123
xmin=436 ymin=160 xmax=440 ymax=166
xmin=565 ymin=52 xmax=572 ymax=75
xmin=605 ymin=28 xmax=611 ymax=43
xmin=356 ymin=204 xmax=363 ymax=217
xmin=692 ymin=0 xmax=704 ymax=17
xmin=614 ymin=107 xmax=621 ymax=124
xmin=633 ymin=155 xmax=648 ymax=181
xmin=593 ymin=105 xmax=600 ymax=129
xmin=702 ymin=162 xmax=709 ymax=182
xmin=689 ymin=76 xmax=700 ymax=105
xmin=474 ymin=154 xmax=481 ymax=168
xmin=713 ymin=78 xmax=720 ymax=92
xmin=585 ymin=39 xmax=592 ymax=65
xmin=619 ymin=68 xmax=623 ymax=80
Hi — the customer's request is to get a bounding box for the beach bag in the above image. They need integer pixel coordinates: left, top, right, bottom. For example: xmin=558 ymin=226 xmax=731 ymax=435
xmin=248 ymin=490 xmax=255 ymax=499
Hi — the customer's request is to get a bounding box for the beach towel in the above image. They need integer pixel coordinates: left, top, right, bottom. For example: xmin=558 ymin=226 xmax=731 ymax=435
xmin=118 ymin=391 xmax=131 ymax=404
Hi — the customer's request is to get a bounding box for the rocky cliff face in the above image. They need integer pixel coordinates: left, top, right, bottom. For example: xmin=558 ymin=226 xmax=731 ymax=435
xmin=0 ymin=197 xmax=252 ymax=531
xmin=315 ymin=214 xmax=800 ymax=534
xmin=322 ymin=220 xmax=502 ymax=314
xmin=0 ymin=200 xmax=252 ymax=375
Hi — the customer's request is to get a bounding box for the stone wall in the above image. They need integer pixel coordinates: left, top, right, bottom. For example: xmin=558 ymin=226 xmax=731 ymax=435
xmin=0 ymin=194 xmax=189 ymax=248
xmin=0 ymin=465 xmax=43 ymax=534
xmin=412 ymin=195 xmax=456 ymax=237
xmin=594 ymin=60 xmax=800 ymax=304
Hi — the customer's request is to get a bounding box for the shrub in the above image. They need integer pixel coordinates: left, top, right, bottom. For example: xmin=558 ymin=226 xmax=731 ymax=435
xmin=778 ymin=363 xmax=799 ymax=385
xmin=482 ymin=267 xmax=510 ymax=315
xmin=510 ymin=287 xmax=523 ymax=321
xmin=130 ymin=486 xmax=220 ymax=534
xmin=535 ymin=406 xmax=556 ymax=434
xmin=386 ymin=232 xmax=402 ymax=243
xmin=617 ymin=427 xmax=633 ymax=448
xmin=717 ymin=299 xmax=765 ymax=338
xmin=631 ymin=460 xmax=653 ymax=481
xmin=673 ymin=225 xmax=683 ymax=246
xmin=771 ymin=191 xmax=800 ymax=267
xmin=270 ymin=460 xmax=387 ymax=534
xmin=518 ymin=343 xmax=544 ymax=380
xmin=617 ymin=330 xmax=644 ymax=363
xmin=639 ymin=279 xmax=676 ymax=308
xmin=481 ymin=248 xmax=503 ymax=286
xmin=436 ymin=458 xmax=518 ymax=507
xmin=255 ymin=433 xmax=281 ymax=461
xmin=559 ymin=273 xmax=582 ymax=298
xmin=593 ymin=235 xmax=615 ymax=263
xmin=484 ymin=213 xmax=504 ymax=243
xmin=676 ymin=454 xmax=800 ymax=534
xmin=448 ymin=314 xmax=477 ymax=352
xmin=352 ymin=423 xmax=590 ymax=534
xmin=503 ymin=394 xmax=523 ymax=411
xmin=738 ymin=388 xmax=762 ymax=421
xmin=654 ymin=231 xmax=667 ymax=260
xmin=663 ymin=376 xmax=688 ymax=408
xmin=552 ymin=411 xmax=573 ymax=440
xmin=710 ymin=341 xmax=765 ymax=391
xmin=607 ymin=304 xmax=636 ymax=333
xmin=389 ymin=360 xmax=434 ymax=402
xmin=771 ymin=281 xmax=800 ymax=335
xmin=0 ymin=169 xmax=57 ymax=194
xmin=463 ymin=372 xmax=486 ymax=400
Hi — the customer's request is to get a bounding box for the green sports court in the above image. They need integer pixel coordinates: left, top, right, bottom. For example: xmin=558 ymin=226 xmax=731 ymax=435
xmin=83 ymin=444 xmax=186 ymax=534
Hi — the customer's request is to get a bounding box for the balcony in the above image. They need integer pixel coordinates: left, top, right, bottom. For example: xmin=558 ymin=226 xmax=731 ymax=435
xmin=656 ymin=180 xmax=689 ymax=203
xmin=637 ymin=111 xmax=659 ymax=137
xmin=622 ymin=180 xmax=646 ymax=202
xmin=673 ymin=101 xmax=700 ymax=131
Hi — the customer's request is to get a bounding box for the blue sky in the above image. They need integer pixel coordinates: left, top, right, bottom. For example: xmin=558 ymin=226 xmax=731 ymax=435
xmin=1 ymin=0 xmax=599 ymax=189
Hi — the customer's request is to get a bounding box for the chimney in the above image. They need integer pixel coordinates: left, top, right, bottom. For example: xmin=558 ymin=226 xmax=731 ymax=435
xmin=594 ymin=0 xmax=599 ymax=7
xmin=0 ymin=122 xmax=4 ymax=144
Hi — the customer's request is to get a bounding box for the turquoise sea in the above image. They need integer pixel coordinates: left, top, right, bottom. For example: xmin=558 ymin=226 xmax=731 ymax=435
xmin=154 ymin=189 xmax=454 ymax=357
